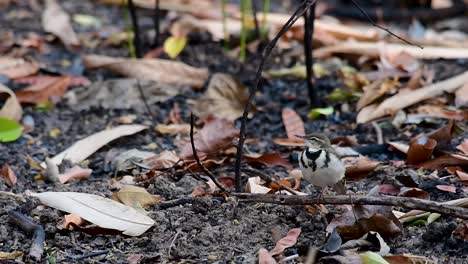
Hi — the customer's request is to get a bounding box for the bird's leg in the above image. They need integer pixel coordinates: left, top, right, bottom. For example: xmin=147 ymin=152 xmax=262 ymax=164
xmin=317 ymin=186 xmax=328 ymax=205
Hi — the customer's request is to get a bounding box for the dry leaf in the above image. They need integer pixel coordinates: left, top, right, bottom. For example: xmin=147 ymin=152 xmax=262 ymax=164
xmin=15 ymin=76 xmax=72 ymax=104
xmin=384 ymin=254 xmax=437 ymax=264
xmin=43 ymin=124 xmax=147 ymax=167
xmin=42 ymin=0 xmax=79 ymax=48
xmin=83 ymin=55 xmax=209 ymax=89
xmin=244 ymin=152 xmax=293 ymax=169
xmin=457 ymin=140 xmax=468 ymax=155
xmin=191 ymin=73 xmax=248 ymax=120
xmin=1 ymin=163 xmax=17 ymax=186
xmin=56 ymin=213 xmax=84 ymax=230
xmin=0 ymin=57 xmax=38 ymax=79
xmin=179 ymin=118 xmax=239 ymax=159
xmin=357 ymin=78 xmax=400 ymax=111
xmin=155 ymin=123 xmax=190 ymax=135
xmin=406 ymin=136 xmax=437 ymax=164
xmin=272 ymin=138 xmax=305 ymax=147
xmin=0 ymin=84 xmax=22 ymax=121
xmin=30 ymin=191 xmax=154 ymax=236
xmin=357 ymin=70 xmax=468 ymax=123
xmin=381 ymin=51 xmax=419 ymax=73
xmin=455 ymin=82 xmax=468 ymax=108
xmin=15 ymin=75 xmax=91 ymax=87
xmin=269 ymin=228 xmax=301 ymax=256
xmin=258 ymin=248 xmax=277 ymax=264
xmin=58 ymin=165 xmax=92 ymax=184
xmin=245 ymin=177 xmax=271 ymax=194
xmin=436 ymin=185 xmax=457 ymax=193
xmin=281 ymin=108 xmax=305 ymax=139
xmin=112 ymin=185 xmax=159 ymax=210
xmin=143 ymin=150 xmax=180 ymax=169
xmin=416 ymin=105 xmax=467 ymax=121
xmin=343 ymin=156 xmax=380 ymax=179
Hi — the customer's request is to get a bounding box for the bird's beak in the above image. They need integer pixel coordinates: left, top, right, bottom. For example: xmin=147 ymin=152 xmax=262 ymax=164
xmin=295 ymin=135 xmax=306 ymax=139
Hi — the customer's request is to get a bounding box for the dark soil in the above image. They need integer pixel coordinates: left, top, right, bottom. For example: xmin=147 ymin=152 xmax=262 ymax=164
xmin=1 ymin=1 xmax=468 ymax=263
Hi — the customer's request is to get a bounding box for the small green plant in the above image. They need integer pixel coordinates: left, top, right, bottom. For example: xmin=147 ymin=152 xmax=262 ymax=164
xmin=261 ymin=0 xmax=270 ymax=39
xmin=123 ymin=0 xmax=136 ymax=58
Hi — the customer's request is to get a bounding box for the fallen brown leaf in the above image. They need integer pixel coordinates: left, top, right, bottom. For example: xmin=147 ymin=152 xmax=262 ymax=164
xmin=143 ymin=150 xmax=180 ymax=169
xmin=343 ymin=156 xmax=380 ymax=179
xmin=56 ymin=213 xmax=84 ymax=230
xmin=244 ymin=152 xmax=293 ymax=169
xmin=14 ymin=75 xmax=91 ymax=87
xmin=384 ymin=254 xmax=436 ymax=264
xmin=272 ymin=138 xmax=305 ymax=147
xmin=58 ymin=165 xmax=92 ymax=184
xmin=455 ymin=82 xmax=468 ymax=108
xmin=0 ymin=83 xmax=22 ymax=121
xmin=112 ymin=185 xmax=160 ymax=210
xmin=417 ymin=155 xmax=468 ymax=170
xmin=83 ymin=54 xmax=209 ymax=89
xmin=406 ymin=136 xmax=437 ymax=165
xmin=357 ymin=78 xmax=400 ymax=111
xmin=42 ymin=0 xmax=79 ymax=48
xmin=381 ymin=50 xmax=419 ymax=73
xmin=155 ymin=123 xmax=190 ymax=135
xmin=1 ymin=163 xmax=17 ymax=186
xmin=179 ymin=118 xmax=239 ymax=159
xmin=357 ymin=70 xmax=468 ymax=123
xmin=452 ymin=222 xmax=468 ymax=241
xmin=281 ymin=108 xmax=305 ymax=139
xmin=269 ymin=228 xmax=301 ymax=256
xmin=457 ymin=139 xmax=468 ymax=155
xmin=0 ymin=57 xmax=38 ymax=79
xmin=245 ymin=177 xmax=271 ymax=194
xmin=427 ymin=120 xmax=462 ymax=150
xmin=416 ymin=105 xmax=467 ymax=121
xmin=190 ymin=73 xmax=248 ymax=120
xmin=15 ymin=76 xmax=71 ymax=104
xmin=436 ymin=185 xmax=457 ymax=193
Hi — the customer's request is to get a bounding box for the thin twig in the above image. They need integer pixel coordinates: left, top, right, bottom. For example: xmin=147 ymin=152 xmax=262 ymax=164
xmin=128 ymin=0 xmax=142 ymax=58
xmin=371 ymin=121 xmax=384 ymax=144
xmin=167 ymin=228 xmax=182 ymax=257
xmin=153 ymin=0 xmax=160 ymax=46
xmin=136 ymin=81 xmax=156 ymax=123
xmin=349 ymin=0 xmax=423 ymax=49
xmin=303 ymin=3 xmax=318 ymax=106
xmin=190 ymin=113 xmax=228 ymax=193
xmin=252 ymin=0 xmax=261 ymax=40
xmin=233 ymin=193 xmax=468 ymax=219
xmin=234 ymin=0 xmax=317 ymax=192
xmin=8 ymin=211 xmax=45 ymax=261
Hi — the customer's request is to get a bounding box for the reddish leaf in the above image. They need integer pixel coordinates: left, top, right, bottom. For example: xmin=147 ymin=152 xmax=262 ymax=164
xmin=14 ymin=75 xmax=91 ymax=86
xmin=58 ymin=165 xmax=92 ymax=184
xmin=281 ymin=108 xmax=305 ymax=139
xmin=436 ymin=185 xmax=457 ymax=193
xmin=56 ymin=213 xmax=84 ymax=230
xmin=244 ymin=152 xmax=293 ymax=169
xmin=144 ymin=150 xmax=180 ymax=169
xmin=269 ymin=228 xmax=301 ymax=256
xmin=427 ymin=120 xmax=461 ymax=150
xmin=407 ymin=136 xmax=437 ymax=165
xmin=452 ymin=222 xmax=468 ymax=241
xmin=180 ymin=118 xmax=239 ymax=159
xmin=1 ymin=163 xmax=17 ymax=186
xmin=457 ymin=139 xmax=468 ymax=155
xmin=399 ymin=188 xmax=430 ymax=200
xmin=0 ymin=57 xmax=39 ymax=79
xmin=343 ymin=156 xmax=380 ymax=179
xmin=218 ymin=176 xmax=235 ymax=188
xmin=15 ymin=76 xmax=72 ymax=104
xmin=272 ymin=138 xmax=304 ymax=147
xmin=456 ymin=170 xmax=468 ymax=182
xmin=417 ymin=155 xmax=468 ymax=170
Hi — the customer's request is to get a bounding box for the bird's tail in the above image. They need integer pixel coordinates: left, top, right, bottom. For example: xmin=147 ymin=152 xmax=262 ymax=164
xmin=333 ymin=180 xmax=347 ymax=195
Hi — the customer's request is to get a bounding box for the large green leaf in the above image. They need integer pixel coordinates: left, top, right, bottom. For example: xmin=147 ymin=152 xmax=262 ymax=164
xmin=0 ymin=117 xmax=22 ymax=142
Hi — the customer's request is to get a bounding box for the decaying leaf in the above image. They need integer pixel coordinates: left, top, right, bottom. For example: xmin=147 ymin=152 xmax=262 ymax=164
xmin=43 ymin=124 xmax=147 ymax=167
xmin=245 ymin=177 xmax=271 ymax=194
xmin=0 ymin=84 xmax=22 ymax=121
xmin=0 ymin=57 xmax=38 ymax=79
xmin=30 ymin=191 xmax=154 ymax=236
xmin=0 ymin=251 xmax=23 ymax=260
xmin=83 ymin=55 xmax=209 ymax=89
xmin=357 ymin=71 xmax=468 ymax=123
xmin=357 ymin=78 xmax=400 ymax=111
xmin=112 ymin=185 xmax=160 ymax=210
xmin=343 ymin=156 xmax=380 ymax=179
xmin=112 ymin=149 xmax=156 ymax=171
xmin=457 ymin=140 xmax=468 ymax=155
xmin=380 ymin=51 xmax=419 ymax=73
xmin=191 ymin=74 xmax=248 ymax=120
xmin=1 ymin=163 xmax=17 ymax=186
xmin=406 ymin=136 xmax=437 ymax=165
xmin=67 ymin=79 xmax=182 ymax=110
xmin=42 ymin=0 xmax=80 ymax=48
xmin=384 ymin=254 xmax=436 ymax=264
xmin=15 ymin=75 xmax=91 ymax=86
xmin=282 ymin=108 xmax=305 ymax=139
xmin=15 ymin=76 xmax=72 ymax=104
xmin=58 ymin=165 xmax=92 ymax=184
xmin=244 ymin=152 xmax=293 ymax=169
xmin=427 ymin=120 xmax=462 ymax=150
xmin=179 ymin=118 xmax=239 ymax=159
xmin=269 ymin=228 xmax=301 ymax=256
xmin=155 ymin=123 xmax=190 ymax=135
xmin=56 ymin=213 xmax=84 ymax=230
xmin=455 ymin=82 xmax=468 ymax=108
xmin=143 ymin=150 xmax=180 ymax=169
xmin=327 ymin=204 xmax=402 ymax=240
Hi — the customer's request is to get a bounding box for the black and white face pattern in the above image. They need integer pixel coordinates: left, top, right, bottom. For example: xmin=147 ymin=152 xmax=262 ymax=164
xmin=303 ymin=134 xmax=330 ymax=150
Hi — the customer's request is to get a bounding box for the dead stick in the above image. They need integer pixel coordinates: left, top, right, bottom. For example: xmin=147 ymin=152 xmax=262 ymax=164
xmin=128 ymin=0 xmax=142 ymax=58
xmin=8 ymin=211 xmax=45 ymax=261
xmin=189 ymin=113 xmax=228 ymax=192
xmin=234 ymin=0 xmax=317 ymax=192
xmin=233 ymin=193 xmax=468 ymax=219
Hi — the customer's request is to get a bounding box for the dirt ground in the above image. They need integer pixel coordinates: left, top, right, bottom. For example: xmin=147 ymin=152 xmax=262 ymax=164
xmin=1 ymin=0 xmax=468 ymax=263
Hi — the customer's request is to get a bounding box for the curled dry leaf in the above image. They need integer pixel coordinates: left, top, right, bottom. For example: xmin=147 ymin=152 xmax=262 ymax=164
xmin=58 ymin=165 xmax=92 ymax=184
xmin=30 ymin=191 xmax=154 ymax=236
xmin=406 ymin=136 xmax=437 ymax=165
xmin=269 ymin=228 xmax=301 ymax=256
xmin=327 ymin=204 xmax=403 ymax=240
xmin=0 ymin=84 xmax=22 ymax=121
xmin=15 ymin=76 xmax=72 ymax=104
xmin=112 ymin=185 xmax=160 ymax=210
xmin=56 ymin=214 xmax=84 ymax=230
xmin=357 ymin=78 xmax=400 ymax=111
xmin=83 ymin=55 xmax=209 ymax=89
xmin=245 ymin=177 xmax=271 ymax=194
xmin=357 ymin=70 xmax=468 ymax=123
xmin=244 ymin=152 xmax=293 ymax=169
xmin=258 ymin=248 xmax=277 ymax=264
xmin=180 ymin=118 xmax=239 ymax=159
xmin=43 ymin=124 xmax=147 ymax=167
xmin=190 ymin=73 xmax=248 ymax=120
xmin=1 ymin=163 xmax=17 ymax=186
xmin=343 ymin=156 xmax=380 ymax=179
xmin=143 ymin=150 xmax=180 ymax=169
xmin=281 ymin=108 xmax=305 ymax=138
xmin=0 ymin=57 xmax=38 ymax=79
xmin=155 ymin=123 xmax=190 ymax=135
xmin=42 ymin=0 xmax=79 ymax=48
xmin=427 ymin=120 xmax=461 ymax=150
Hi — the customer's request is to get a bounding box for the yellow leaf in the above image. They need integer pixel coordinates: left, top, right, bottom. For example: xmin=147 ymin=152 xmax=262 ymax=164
xmin=163 ymin=36 xmax=187 ymax=58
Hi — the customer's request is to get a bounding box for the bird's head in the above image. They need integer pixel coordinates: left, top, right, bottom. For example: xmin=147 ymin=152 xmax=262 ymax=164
xmin=296 ymin=133 xmax=331 ymax=149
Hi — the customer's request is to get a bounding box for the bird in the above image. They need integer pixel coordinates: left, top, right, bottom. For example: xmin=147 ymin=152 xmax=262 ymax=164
xmin=296 ymin=133 xmax=347 ymax=199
